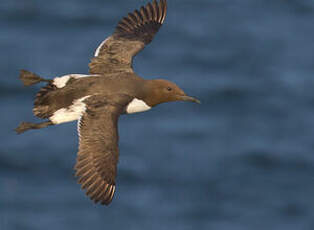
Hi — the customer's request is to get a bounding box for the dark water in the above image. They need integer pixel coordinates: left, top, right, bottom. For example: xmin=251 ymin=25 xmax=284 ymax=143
xmin=2 ymin=0 xmax=314 ymax=229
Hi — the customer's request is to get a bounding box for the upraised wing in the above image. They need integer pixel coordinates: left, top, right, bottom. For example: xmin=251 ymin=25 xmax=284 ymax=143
xmin=89 ymin=0 xmax=167 ymax=75
xmin=74 ymin=94 xmax=133 ymax=205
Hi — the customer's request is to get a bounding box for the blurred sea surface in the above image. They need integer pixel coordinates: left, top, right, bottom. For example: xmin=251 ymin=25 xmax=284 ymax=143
xmin=1 ymin=0 xmax=314 ymax=229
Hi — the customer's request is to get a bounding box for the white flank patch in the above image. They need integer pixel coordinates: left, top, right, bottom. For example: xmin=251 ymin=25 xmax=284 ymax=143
xmin=53 ymin=75 xmax=71 ymax=88
xmin=50 ymin=96 xmax=91 ymax=124
xmin=94 ymin=37 xmax=111 ymax=57
xmin=53 ymin=74 xmax=97 ymax=88
xmin=126 ymin=98 xmax=151 ymax=114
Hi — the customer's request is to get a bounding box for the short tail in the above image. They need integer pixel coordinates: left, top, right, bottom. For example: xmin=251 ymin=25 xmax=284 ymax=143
xmin=19 ymin=70 xmax=51 ymax=86
xmin=15 ymin=121 xmax=53 ymax=134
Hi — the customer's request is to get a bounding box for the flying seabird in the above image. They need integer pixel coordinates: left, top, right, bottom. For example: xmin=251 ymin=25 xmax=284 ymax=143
xmin=15 ymin=0 xmax=200 ymax=205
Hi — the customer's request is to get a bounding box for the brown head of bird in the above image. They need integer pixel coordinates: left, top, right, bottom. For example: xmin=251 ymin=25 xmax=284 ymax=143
xmin=143 ymin=79 xmax=200 ymax=107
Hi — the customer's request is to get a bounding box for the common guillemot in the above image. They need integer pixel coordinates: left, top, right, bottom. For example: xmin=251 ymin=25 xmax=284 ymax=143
xmin=16 ymin=0 xmax=200 ymax=205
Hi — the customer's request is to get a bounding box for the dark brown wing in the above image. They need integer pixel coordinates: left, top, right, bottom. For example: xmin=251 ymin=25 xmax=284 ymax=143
xmin=89 ymin=0 xmax=167 ymax=74
xmin=74 ymin=94 xmax=132 ymax=205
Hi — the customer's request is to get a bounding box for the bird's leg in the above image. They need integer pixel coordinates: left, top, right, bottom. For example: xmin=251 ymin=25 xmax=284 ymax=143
xmin=15 ymin=121 xmax=53 ymax=134
xmin=19 ymin=70 xmax=52 ymax=86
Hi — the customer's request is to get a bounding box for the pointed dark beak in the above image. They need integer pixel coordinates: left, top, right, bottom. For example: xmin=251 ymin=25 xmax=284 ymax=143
xmin=178 ymin=95 xmax=201 ymax=104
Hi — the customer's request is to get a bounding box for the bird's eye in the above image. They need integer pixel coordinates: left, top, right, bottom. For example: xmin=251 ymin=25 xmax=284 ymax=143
xmin=167 ymin=87 xmax=172 ymax=91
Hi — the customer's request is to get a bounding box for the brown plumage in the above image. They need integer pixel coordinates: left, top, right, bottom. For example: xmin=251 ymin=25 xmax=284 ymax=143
xmin=75 ymin=95 xmax=132 ymax=205
xmin=16 ymin=0 xmax=200 ymax=205
xmin=89 ymin=0 xmax=167 ymax=74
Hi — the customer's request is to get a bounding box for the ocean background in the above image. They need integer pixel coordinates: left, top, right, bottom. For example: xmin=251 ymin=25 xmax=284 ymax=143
xmin=1 ymin=0 xmax=314 ymax=229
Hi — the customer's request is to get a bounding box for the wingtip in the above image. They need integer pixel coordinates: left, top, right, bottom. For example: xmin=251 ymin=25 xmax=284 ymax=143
xmin=100 ymin=185 xmax=115 ymax=205
xmin=115 ymin=0 xmax=167 ymax=35
xmin=80 ymin=176 xmax=116 ymax=205
xmin=161 ymin=0 xmax=167 ymax=24
xmin=156 ymin=0 xmax=167 ymax=24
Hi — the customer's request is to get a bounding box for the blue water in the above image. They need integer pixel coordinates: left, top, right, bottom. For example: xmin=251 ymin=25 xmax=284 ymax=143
xmin=2 ymin=0 xmax=314 ymax=229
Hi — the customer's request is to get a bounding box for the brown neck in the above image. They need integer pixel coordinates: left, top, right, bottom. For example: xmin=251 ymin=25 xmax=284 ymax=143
xmin=139 ymin=79 xmax=163 ymax=107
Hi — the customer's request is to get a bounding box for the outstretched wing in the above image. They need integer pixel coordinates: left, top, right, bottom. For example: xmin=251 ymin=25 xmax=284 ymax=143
xmin=74 ymin=94 xmax=132 ymax=205
xmin=89 ymin=0 xmax=167 ymax=74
